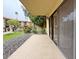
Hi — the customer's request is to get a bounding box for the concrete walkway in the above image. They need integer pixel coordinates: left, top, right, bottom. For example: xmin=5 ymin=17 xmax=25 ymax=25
xmin=8 ymin=34 xmax=66 ymax=59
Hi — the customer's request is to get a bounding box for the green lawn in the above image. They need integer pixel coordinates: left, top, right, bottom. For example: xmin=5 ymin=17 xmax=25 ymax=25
xmin=3 ymin=32 xmax=24 ymax=41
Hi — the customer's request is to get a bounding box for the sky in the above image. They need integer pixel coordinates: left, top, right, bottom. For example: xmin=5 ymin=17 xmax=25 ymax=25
xmin=3 ymin=0 xmax=29 ymax=21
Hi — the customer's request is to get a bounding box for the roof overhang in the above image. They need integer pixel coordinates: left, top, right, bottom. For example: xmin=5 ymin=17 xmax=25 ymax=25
xmin=20 ymin=0 xmax=63 ymax=17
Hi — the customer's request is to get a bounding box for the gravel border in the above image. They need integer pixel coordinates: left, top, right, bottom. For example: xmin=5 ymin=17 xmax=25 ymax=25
xmin=3 ymin=33 xmax=32 ymax=59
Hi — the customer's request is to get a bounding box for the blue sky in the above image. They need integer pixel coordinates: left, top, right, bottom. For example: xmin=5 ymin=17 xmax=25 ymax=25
xmin=3 ymin=0 xmax=28 ymax=21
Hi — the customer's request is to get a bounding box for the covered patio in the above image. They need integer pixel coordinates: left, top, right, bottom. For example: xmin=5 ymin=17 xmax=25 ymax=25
xmin=8 ymin=35 xmax=66 ymax=59
xmin=8 ymin=0 xmax=66 ymax=59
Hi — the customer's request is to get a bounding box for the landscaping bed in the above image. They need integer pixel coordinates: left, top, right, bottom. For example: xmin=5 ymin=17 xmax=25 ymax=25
xmin=3 ymin=33 xmax=32 ymax=59
xmin=3 ymin=32 xmax=24 ymax=42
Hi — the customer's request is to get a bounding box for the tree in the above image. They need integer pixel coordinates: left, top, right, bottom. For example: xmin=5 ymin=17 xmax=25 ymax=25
xmin=7 ymin=19 xmax=20 ymax=27
xmin=29 ymin=15 xmax=46 ymax=33
xmin=15 ymin=11 xmax=18 ymax=20
xmin=7 ymin=19 xmax=20 ymax=31
xmin=34 ymin=16 xmax=45 ymax=27
xmin=29 ymin=15 xmax=45 ymax=27
xmin=15 ymin=12 xmax=18 ymax=15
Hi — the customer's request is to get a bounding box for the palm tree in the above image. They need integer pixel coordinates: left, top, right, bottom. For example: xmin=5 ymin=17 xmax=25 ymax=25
xmin=15 ymin=11 xmax=18 ymax=20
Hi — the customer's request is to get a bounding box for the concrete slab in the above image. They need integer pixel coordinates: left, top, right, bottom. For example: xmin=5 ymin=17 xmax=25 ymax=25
xmin=8 ymin=34 xmax=66 ymax=59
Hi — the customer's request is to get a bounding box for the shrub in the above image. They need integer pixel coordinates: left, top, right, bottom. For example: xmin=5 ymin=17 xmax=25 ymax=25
xmin=23 ymin=26 xmax=31 ymax=33
xmin=31 ymin=28 xmax=37 ymax=34
xmin=41 ymin=28 xmax=46 ymax=34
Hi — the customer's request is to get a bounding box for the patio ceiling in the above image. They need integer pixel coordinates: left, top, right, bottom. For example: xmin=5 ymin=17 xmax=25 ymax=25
xmin=20 ymin=0 xmax=63 ymax=17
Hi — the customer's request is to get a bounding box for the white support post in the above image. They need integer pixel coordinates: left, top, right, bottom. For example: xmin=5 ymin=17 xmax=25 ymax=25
xmin=46 ymin=17 xmax=49 ymax=36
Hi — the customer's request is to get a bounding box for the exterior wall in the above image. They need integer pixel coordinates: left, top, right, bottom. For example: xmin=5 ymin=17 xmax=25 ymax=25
xmin=49 ymin=0 xmax=75 ymax=59
xmin=26 ymin=22 xmax=32 ymax=26
xmin=57 ymin=0 xmax=75 ymax=59
xmin=53 ymin=12 xmax=60 ymax=45
xmin=20 ymin=21 xmax=32 ymax=27
xmin=20 ymin=21 xmax=28 ymax=27
xmin=49 ymin=16 xmax=54 ymax=41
